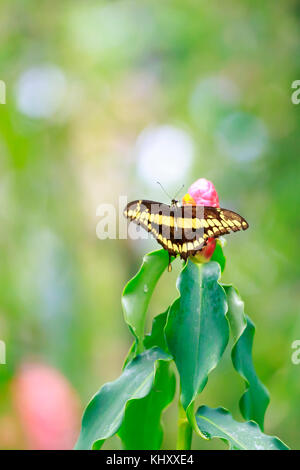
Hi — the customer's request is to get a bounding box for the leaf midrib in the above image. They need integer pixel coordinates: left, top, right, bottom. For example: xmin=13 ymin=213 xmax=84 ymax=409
xmin=193 ymin=270 xmax=203 ymax=396
xmin=197 ymin=414 xmax=248 ymax=450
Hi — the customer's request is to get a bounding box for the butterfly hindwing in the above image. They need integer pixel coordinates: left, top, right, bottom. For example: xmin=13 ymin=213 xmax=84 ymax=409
xmin=124 ymin=200 xmax=248 ymax=260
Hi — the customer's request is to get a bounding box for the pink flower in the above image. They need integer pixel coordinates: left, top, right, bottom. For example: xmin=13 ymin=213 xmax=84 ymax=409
xmin=12 ymin=362 xmax=81 ymax=450
xmin=186 ymin=178 xmax=220 ymax=207
xmin=182 ymin=178 xmax=220 ymax=262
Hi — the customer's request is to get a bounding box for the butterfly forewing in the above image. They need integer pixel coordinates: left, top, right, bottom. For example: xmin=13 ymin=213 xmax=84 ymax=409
xmin=124 ymin=199 xmax=248 ymax=260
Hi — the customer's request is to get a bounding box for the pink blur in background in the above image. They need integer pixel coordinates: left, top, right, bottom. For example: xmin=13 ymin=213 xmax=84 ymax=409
xmin=12 ymin=362 xmax=81 ymax=450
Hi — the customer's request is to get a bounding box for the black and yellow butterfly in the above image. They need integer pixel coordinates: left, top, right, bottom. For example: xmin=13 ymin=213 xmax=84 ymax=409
xmin=124 ymin=199 xmax=248 ymax=269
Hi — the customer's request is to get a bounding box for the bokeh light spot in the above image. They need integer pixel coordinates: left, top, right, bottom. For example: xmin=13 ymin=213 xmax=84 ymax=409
xmin=136 ymin=125 xmax=194 ymax=188
xmin=16 ymin=65 xmax=67 ymax=119
xmin=215 ymin=111 xmax=268 ymax=162
xmin=189 ymin=76 xmax=240 ymax=129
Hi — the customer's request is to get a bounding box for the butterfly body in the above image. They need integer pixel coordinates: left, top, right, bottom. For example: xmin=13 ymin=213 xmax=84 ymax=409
xmin=124 ymin=199 xmax=249 ymax=262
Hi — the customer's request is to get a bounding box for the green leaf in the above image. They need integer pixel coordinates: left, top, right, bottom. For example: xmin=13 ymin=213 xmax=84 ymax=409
xmin=224 ymin=285 xmax=270 ymax=430
xmin=118 ymin=361 xmax=176 ymax=449
xmin=144 ymin=310 xmax=169 ymax=352
xmin=122 ymin=340 xmax=137 ymax=369
xmin=118 ymin=311 xmax=175 ymax=449
xmin=122 ymin=249 xmax=169 ymax=353
xmin=196 ymin=406 xmax=289 ymax=450
xmin=210 ymin=240 xmax=226 ymax=273
xmin=165 ymin=260 xmax=229 ymax=434
xmin=75 ymin=347 xmax=171 ymax=450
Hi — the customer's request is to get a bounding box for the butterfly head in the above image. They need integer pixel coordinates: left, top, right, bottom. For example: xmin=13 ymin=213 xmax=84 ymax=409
xmin=157 ymin=182 xmax=184 ymax=207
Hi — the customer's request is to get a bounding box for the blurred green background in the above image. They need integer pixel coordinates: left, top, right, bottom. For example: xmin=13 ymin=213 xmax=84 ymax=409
xmin=0 ymin=0 xmax=300 ymax=450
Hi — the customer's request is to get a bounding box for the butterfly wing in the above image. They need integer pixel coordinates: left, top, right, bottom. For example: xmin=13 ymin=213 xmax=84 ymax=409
xmin=124 ymin=200 xmax=181 ymax=254
xmin=124 ymin=200 xmax=249 ymax=260
xmin=202 ymin=206 xmax=249 ymax=236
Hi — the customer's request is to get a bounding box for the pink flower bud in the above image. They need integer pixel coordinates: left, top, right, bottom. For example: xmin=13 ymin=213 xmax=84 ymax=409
xmin=182 ymin=178 xmax=220 ymax=262
xmin=12 ymin=362 xmax=81 ymax=450
xmin=186 ymin=178 xmax=219 ymax=208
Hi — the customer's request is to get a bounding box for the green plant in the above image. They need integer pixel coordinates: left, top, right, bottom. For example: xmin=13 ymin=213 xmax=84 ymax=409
xmin=75 ymin=179 xmax=289 ymax=450
xmin=75 ymin=245 xmax=290 ymax=450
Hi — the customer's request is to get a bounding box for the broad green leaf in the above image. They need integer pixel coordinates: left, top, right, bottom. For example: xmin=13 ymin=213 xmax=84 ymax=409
xmin=118 ymin=361 xmax=176 ymax=449
xmin=75 ymin=347 xmax=171 ymax=450
xmin=165 ymin=260 xmax=229 ymax=434
xmin=123 ymin=309 xmax=169 ymax=369
xmin=118 ymin=311 xmax=175 ymax=449
xmin=210 ymin=241 xmax=226 ymax=273
xmin=144 ymin=310 xmax=169 ymax=352
xmin=122 ymin=249 xmax=169 ymax=353
xmin=196 ymin=406 xmax=289 ymax=450
xmin=224 ymin=285 xmax=270 ymax=430
xmin=122 ymin=340 xmax=137 ymax=369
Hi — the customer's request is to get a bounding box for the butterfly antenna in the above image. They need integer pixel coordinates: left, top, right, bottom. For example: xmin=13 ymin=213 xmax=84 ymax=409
xmin=173 ymin=184 xmax=185 ymax=201
xmin=156 ymin=181 xmax=172 ymax=200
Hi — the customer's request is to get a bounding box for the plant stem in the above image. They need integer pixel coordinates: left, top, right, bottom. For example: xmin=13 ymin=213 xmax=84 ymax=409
xmin=176 ymin=398 xmax=193 ymax=450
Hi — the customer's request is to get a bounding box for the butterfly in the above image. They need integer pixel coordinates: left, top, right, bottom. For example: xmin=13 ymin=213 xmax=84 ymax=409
xmin=124 ymin=199 xmax=249 ymax=270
